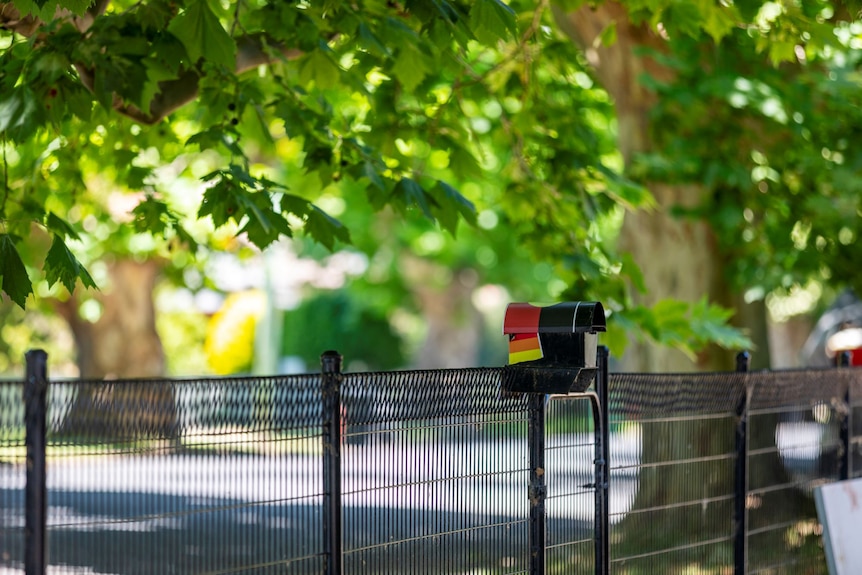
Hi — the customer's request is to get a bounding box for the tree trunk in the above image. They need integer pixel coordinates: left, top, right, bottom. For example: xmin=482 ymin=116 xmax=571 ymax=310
xmin=736 ymin=297 xmax=772 ymax=370
xmin=767 ymin=315 xmax=813 ymax=368
xmin=57 ymin=259 xmax=165 ymax=379
xmin=555 ymin=3 xmax=726 ymax=373
xmin=555 ymin=3 xmax=810 ymax=567
xmin=54 ymin=258 xmax=175 ymax=438
xmin=402 ymin=256 xmax=483 ymax=370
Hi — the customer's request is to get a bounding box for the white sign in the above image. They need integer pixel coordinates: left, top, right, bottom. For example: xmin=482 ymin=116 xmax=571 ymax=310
xmin=815 ymin=477 xmax=862 ymax=575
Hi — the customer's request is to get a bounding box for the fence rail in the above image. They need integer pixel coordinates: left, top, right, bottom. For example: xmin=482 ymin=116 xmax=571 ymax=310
xmin=2 ymin=350 xmax=861 ymax=574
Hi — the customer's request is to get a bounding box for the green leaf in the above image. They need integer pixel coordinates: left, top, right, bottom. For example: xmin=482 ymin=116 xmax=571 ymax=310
xmin=427 ymin=0 xmax=472 ymax=43
xmin=768 ymin=40 xmax=797 ymax=64
xmin=0 ymin=235 xmax=32 ymax=308
xmin=281 ymin=193 xmax=312 ymax=217
xmin=305 ymin=206 xmax=351 ymax=250
xmin=199 ymin=178 xmax=241 ymax=227
xmin=391 ymin=44 xmax=431 ymax=93
xmin=142 ymin=40 xmax=184 ymax=110
xmin=700 ymin=2 xmax=740 ymax=43
xmin=430 ymin=180 xmax=476 ymax=235
xmin=689 ymin=298 xmax=753 ymax=350
xmin=239 ymin=199 xmax=292 ymax=249
xmin=470 ymin=0 xmax=517 ymax=45
xmin=565 ymin=253 xmax=604 ymax=280
xmin=619 ymin=253 xmax=647 ymax=294
xmin=363 ymin=161 xmax=386 ymax=193
xmin=186 ymin=127 xmax=223 ymax=151
xmin=44 ymin=235 xmax=97 ymax=294
xmin=31 ymin=50 xmax=70 ymax=83
xmin=357 ymin=22 xmax=390 ymax=58
xmin=126 ymin=166 xmax=153 ymax=189
xmin=664 ymin=1 xmax=706 ymax=38
xmin=602 ymin=319 xmax=630 ymax=358
xmin=45 ymin=212 xmax=81 ymax=241
xmin=132 ymin=198 xmax=198 ymax=250
xmin=139 ymin=1 xmax=175 ymax=31
xmin=20 ymin=0 xmax=90 ymax=15
xmin=623 ymin=298 xmax=752 ymax=358
xmin=598 ymin=22 xmax=617 ymax=47
xmin=168 ymin=0 xmax=236 ymax=68
xmin=299 ymin=49 xmax=341 ymax=90
xmin=446 ymin=139 xmax=483 ymax=180
xmin=0 ymin=87 xmax=41 ymax=141
xmin=172 ymin=222 xmax=199 ymax=250
xmin=198 ymin=167 xmax=296 ymax=249
xmin=241 ymin=196 xmax=274 ymax=236
xmin=393 ymin=177 xmax=435 ymax=218
xmin=57 ymin=0 xmax=90 ymax=14
xmin=596 ymin=165 xmax=655 ymax=210
xmin=276 ymin=101 xmax=310 ymax=139
xmin=132 ymin=198 xmax=170 ymax=235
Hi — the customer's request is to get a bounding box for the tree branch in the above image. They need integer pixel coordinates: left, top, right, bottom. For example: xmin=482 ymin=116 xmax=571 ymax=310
xmin=2 ymin=3 xmax=304 ymax=124
xmin=73 ymin=0 xmax=111 ymax=32
xmin=82 ymin=33 xmax=304 ymax=125
xmin=552 ymin=1 xmax=675 ymax=163
xmin=0 ymin=2 xmax=41 ymax=36
xmin=1 ymin=0 xmax=110 ymax=35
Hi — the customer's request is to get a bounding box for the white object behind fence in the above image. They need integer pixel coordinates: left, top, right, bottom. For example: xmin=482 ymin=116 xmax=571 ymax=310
xmin=815 ymin=477 xmax=862 ymax=575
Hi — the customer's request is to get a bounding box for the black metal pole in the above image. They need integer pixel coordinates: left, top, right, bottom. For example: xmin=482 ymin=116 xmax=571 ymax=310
xmin=528 ymin=393 xmax=546 ymax=575
xmin=838 ymin=351 xmax=852 ymax=481
xmin=24 ymin=349 xmax=48 ymax=575
xmin=733 ymin=351 xmax=750 ymax=575
xmin=594 ymin=346 xmax=610 ymax=575
xmin=321 ymin=350 xmax=344 ymax=575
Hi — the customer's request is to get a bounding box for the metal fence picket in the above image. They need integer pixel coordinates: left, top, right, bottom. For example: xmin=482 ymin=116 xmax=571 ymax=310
xmin=24 ymin=349 xmax=48 ymax=575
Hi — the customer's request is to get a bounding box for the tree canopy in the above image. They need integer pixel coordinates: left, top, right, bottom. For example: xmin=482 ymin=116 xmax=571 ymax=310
xmin=3 ymin=0 xmax=862 ymax=364
xmin=1 ymin=0 xmax=635 ymax=295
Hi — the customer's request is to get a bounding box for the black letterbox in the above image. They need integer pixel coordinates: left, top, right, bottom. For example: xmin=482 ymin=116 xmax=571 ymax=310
xmin=502 ymin=301 xmax=606 ymax=394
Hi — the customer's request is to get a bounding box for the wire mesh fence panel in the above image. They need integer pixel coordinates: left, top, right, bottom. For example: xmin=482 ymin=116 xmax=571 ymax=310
xmin=545 ymin=396 xmax=596 ymax=575
xmin=38 ymin=375 xmax=323 ymax=575
xmin=607 ymin=372 xmax=745 ymax=575
xmin=1 ymin=381 xmax=25 ymax=572
xmin=746 ymin=370 xmax=847 ymax=575
xmin=10 ymin=358 xmax=862 ymax=575
xmin=340 ymin=368 xmax=531 ymax=575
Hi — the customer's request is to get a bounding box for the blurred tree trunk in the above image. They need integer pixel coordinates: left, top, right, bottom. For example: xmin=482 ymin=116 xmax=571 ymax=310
xmin=555 ymin=2 xmax=808 ymax=563
xmin=402 ymin=256 xmax=483 ymax=370
xmin=556 ymin=2 xmax=725 ymax=373
xmin=54 ymin=258 xmax=175 ymax=437
xmin=58 ymin=259 xmax=165 ymax=378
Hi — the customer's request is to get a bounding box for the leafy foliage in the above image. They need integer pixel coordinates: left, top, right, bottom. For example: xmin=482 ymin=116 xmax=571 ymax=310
xmin=0 ymin=234 xmax=31 ymax=307
xmin=610 ymin=298 xmax=753 ymax=360
xmin=43 ymin=235 xmax=97 ymax=293
xmin=2 ymin=0 xmax=537 ymax=308
xmin=639 ymin=6 xmax=862 ymax=301
xmin=280 ymin=290 xmax=406 ymax=371
xmin=167 ymin=0 xmax=235 ymax=68
xmin=7 ymin=0 xmax=859 ymax=357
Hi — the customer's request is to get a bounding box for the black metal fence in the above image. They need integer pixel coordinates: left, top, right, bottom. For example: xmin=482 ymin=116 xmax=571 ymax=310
xmin=2 ymin=350 xmax=861 ymax=574
xmin=606 ymin=356 xmax=862 ymax=575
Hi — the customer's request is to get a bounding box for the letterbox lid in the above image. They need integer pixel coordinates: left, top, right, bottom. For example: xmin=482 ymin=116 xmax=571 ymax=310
xmin=503 ymin=302 xmax=606 ymax=334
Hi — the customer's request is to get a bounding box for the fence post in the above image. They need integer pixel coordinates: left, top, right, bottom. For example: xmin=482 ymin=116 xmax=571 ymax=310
xmin=594 ymin=346 xmax=610 ymax=575
xmin=733 ymin=351 xmax=750 ymax=575
xmin=528 ymin=393 xmax=546 ymax=575
xmin=838 ymin=351 xmax=852 ymax=481
xmin=321 ymin=350 xmax=344 ymax=575
xmin=24 ymin=349 xmax=48 ymax=575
